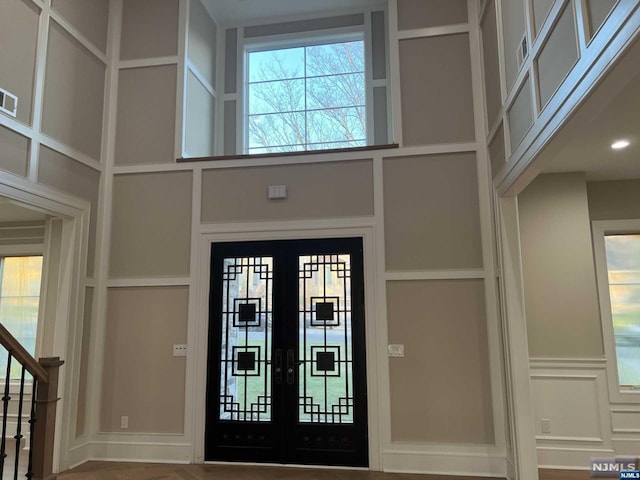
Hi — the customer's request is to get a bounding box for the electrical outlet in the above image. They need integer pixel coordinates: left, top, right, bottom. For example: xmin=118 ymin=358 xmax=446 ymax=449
xmin=541 ymin=418 xmax=551 ymax=434
xmin=173 ymin=344 xmax=187 ymax=357
xmin=120 ymin=416 xmax=128 ymax=429
xmin=388 ymin=344 xmax=405 ymax=357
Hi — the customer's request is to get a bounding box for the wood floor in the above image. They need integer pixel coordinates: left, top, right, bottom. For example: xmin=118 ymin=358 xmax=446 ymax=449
xmin=57 ymin=462 xmax=593 ymax=480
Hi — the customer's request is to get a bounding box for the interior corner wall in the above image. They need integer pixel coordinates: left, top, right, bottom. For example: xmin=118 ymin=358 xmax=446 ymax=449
xmin=587 ymin=179 xmax=640 ymax=220
xmin=518 ymin=172 xmax=603 ymax=357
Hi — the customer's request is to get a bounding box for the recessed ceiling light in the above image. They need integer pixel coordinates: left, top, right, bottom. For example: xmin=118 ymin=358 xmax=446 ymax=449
xmin=611 ymin=139 xmax=630 ymax=150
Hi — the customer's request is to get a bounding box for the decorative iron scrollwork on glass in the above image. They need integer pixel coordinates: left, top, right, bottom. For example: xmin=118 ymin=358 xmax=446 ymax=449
xmin=298 ymin=254 xmax=354 ymax=424
xmin=220 ymin=257 xmax=273 ymax=422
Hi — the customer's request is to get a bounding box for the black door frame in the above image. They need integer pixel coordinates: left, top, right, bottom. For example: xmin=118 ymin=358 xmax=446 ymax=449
xmin=204 ymin=237 xmax=368 ymax=467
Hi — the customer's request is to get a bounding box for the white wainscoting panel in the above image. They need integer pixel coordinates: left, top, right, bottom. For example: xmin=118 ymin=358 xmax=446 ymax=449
xmin=529 ymin=358 xmax=612 ymax=469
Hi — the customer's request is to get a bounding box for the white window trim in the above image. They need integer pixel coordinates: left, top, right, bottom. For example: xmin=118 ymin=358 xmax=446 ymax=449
xmin=241 ymin=26 xmax=370 ymax=154
xmin=593 ymin=219 xmax=640 ymax=403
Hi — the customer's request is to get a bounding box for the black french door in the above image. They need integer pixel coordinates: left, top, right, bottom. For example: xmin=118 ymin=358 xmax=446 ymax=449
xmin=205 ymin=238 xmax=368 ymax=467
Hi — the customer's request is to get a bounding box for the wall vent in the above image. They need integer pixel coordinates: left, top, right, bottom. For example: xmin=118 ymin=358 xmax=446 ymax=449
xmin=0 ymin=88 xmax=18 ymax=118
xmin=516 ymin=34 xmax=528 ymax=69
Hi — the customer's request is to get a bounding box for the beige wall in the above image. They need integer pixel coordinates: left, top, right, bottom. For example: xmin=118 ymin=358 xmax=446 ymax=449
xmin=0 ymin=0 xmax=39 ymax=125
xmin=185 ymin=69 xmax=215 ymax=158
xmin=399 ymin=34 xmax=475 ymax=146
xmin=518 ymin=173 xmax=603 ymax=357
xmin=536 ymin=2 xmax=579 ymax=108
xmin=115 ymin=65 xmax=177 ymax=165
xmin=38 ymin=146 xmax=101 ymax=276
xmin=42 ymin=21 xmax=105 ymax=160
xmin=0 ymin=126 xmax=29 ymax=177
xmin=201 ymin=160 xmax=374 ymax=223
xmin=188 ymin=0 xmax=217 ymax=88
xmin=120 ymin=0 xmax=178 ymax=60
xmin=101 ymin=286 xmax=188 ymax=433
xmin=51 ymin=0 xmax=109 ymax=53
xmin=508 ymin=77 xmax=533 ymax=150
xmin=501 ymin=0 xmax=526 ymax=92
xmin=110 ymin=171 xmax=192 ymax=278
xmin=481 ymin=0 xmax=502 ymax=128
xmin=387 ymin=280 xmax=494 ymax=444
xmin=587 ymin=179 xmax=640 ymax=220
xmin=383 ymin=153 xmax=483 ymax=270
xmin=397 ymin=0 xmax=467 ymax=30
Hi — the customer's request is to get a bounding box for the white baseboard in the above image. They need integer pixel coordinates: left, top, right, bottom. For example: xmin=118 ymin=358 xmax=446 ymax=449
xmin=537 ymin=445 xmax=614 ymax=470
xmin=66 ymin=436 xmax=193 ymax=469
xmin=382 ymin=444 xmax=506 ymax=477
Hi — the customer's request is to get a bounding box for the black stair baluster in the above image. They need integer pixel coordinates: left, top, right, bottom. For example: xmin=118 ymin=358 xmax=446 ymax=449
xmin=0 ymin=352 xmax=12 ymax=478
xmin=26 ymin=378 xmax=36 ymax=480
xmin=13 ymin=365 xmax=26 ymax=480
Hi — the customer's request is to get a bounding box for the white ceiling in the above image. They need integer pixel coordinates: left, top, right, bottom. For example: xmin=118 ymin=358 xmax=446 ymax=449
xmin=538 ymin=37 xmax=640 ymax=181
xmin=0 ymin=198 xmax=47 ymax=224
xmin=203 ymin=0 xmax=385 ymax=24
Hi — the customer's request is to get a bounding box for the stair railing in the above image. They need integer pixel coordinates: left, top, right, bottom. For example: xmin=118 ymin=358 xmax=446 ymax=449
xmin=0 ymin=323 xmax=63 ymax=480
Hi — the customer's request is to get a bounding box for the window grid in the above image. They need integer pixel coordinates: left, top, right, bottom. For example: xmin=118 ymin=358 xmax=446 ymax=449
xmin=246 ymin=40 xmax=366 ymax=154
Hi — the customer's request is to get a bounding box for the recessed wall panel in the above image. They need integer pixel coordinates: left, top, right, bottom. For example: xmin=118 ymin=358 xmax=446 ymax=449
xmin=373 ymin=87 xmax=389 ymax=145
xmin=38 ymin=146 xmax=100 ymax=276
xmin=223 ymin=100 xmax=236 ymax=155
xmin=224 ymin=28 xmax=238 ymax=94
xmin=508 ymin=77 xmax=533 ymax=151
xmin=371 ymin=11 xmax=387 ymax=81
xmin=42 ymin=21 xmax=105 ymax=160
xmin=52 ymin=0 xmax=109 ymax=52
xmin=201 ymin=160 xmax=374 ymax=223
xmin=481 ymin=0 xmax=502 ymax=128
xmin=120 ymin=0 xmax=179 ymax=60
xmin=188 ymin=0 xmax=217 ymax=88
xmin=489 ymin=123 xmax=506 ymax=178
xmin=0 ymin=126 xmax=29 ymax=177
xmin=587 ymin=0 xmax=617 ymax=37
xmin=532 ymin=0 xmax=555 ymax=36
xmin=115 ymin=65 xmax=177 ymax=165
xmin=110 ymin=171 xmax=192 ymax=278
xmin=101 ymin=286 xmax=188 ymax=433
xmin=397 ymin=0 xmax=468 ymax=30
xmin=0 ymin=0 xmax=39 ymax=125
xmin=501 ymin=0 xmax=527 ymax=92
xmin=185 ymin=70 xmax=215 ymax=157
xmin=387 ymin=280 xmax=494 ymax=444
xmin=537 ymin=2 xmax=579 ymax=107
xmin=383 ymin=153 xmax=483 ymax=270
xmin=399 ymin=34 xmax=475 ymax=145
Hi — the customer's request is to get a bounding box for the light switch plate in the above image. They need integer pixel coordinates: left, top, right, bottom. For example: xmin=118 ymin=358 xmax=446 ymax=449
xmin=388 ymin=344 xmax=405 ymax=357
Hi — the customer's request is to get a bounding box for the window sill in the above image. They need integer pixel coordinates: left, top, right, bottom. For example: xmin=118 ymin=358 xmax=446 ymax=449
xmin=177 ymin=143 xmax=399 ymax=163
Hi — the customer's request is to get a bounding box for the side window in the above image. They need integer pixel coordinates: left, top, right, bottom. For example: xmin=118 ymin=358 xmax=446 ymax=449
xmin=0 ymin=255 xmax=44 ymax=379
xmin=245 ymin=37 xmax=367 ymax=154
xmin=603 ymin=233 xmax=640 ymax=386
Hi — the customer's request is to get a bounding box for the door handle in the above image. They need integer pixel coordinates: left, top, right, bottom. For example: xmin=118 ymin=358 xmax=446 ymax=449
xmin=286 ymin=349 xmax=295 ymax=385
xmin=274 ymin=349 xmax=283 ymax=385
